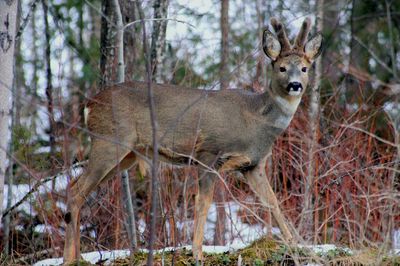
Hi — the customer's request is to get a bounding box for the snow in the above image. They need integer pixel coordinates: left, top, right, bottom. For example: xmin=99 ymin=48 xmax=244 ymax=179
xmin=33 ymin=246 xmax=236 ymax=266
xmin=34 ymin=224 xmax=48 ymax=234
xmin=3 ymin=166 xmax=83 ymax=215
xmin=394 ymin=229 xmax=400 ymax=250
xmin=299 ymin=244 xmax=353 ymax=258
xmin=33 ymin=250 xmax=131 ymax=266
xmin=31 ymin=243 xmax=358 ymax=266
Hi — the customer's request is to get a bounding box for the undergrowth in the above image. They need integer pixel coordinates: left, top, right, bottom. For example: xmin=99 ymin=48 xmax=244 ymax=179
xmin=105 ymin=237 xmax=400 ymax=266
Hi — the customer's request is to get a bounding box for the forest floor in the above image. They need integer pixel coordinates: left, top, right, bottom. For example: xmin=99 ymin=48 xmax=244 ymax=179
xmin=32 ymin=237 xmax=400 ymax=266
xmin=4 ymin=167 xmax=400 ymax=266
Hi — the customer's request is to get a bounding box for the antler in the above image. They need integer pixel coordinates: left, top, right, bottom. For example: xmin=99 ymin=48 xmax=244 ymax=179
xmin=270 ymin=17 xmax=291 ymax=53
xmin=269 ymin=17 xmax=313 ymax=58
xmin=293 ymin=17 xmax=311 ymax=53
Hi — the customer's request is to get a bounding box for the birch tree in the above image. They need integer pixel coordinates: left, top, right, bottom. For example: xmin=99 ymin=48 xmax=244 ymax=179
xmin=0 ymin=0 xmax=19 ymax=221
xmin=300 ymin=0 xmax=324 ymax=241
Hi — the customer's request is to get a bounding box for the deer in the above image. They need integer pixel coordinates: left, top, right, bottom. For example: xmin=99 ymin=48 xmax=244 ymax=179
xmin=63 ymin=17 xmax=322 ymax=263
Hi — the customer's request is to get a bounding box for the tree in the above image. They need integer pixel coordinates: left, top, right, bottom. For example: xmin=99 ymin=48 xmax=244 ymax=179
xmin=219 ymin=0 xmax=229 ymax=90
xmin=42 ymin=0 xmax=56 ymax=177
xmin=300 ymin=0 xmax=324 ymax=241
xmin=214 ymin=0 xmax=229 ymax=246
xmin=0 ymin=0 xmax=19 ymax=222
xmin=150 ymin=0 xmax=169 ymax=82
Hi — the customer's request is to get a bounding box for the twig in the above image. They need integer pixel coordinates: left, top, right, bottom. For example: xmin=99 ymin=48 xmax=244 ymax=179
xmin=13 ymin=247 xmax=60 ymax=264
xmin=2 ymin=161 xmax=87 ymax=218
xmin=15 ymin=0 xmax=39 ymax=41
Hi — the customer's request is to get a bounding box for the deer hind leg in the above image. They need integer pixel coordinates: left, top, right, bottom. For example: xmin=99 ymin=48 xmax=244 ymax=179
xmin=63 ymin=139 xmax=136 ymax=263
xmin=244 ymin=159 xmax=294 ymax=243
xmin=192 ymin=172 xmax=216 ymax=261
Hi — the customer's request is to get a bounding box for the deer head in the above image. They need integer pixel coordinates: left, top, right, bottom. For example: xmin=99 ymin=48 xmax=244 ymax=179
xmin=263 ymin=17 xmax=323 ymax=101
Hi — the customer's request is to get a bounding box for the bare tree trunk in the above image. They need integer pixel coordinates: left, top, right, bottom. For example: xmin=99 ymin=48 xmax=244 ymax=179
xmin=219 ymin=0 xmax=229 ymax=90
xmin=121 ymin=0 xmax=138 ymax=81
xmin=100 ymin=0 xmax=116 ymax=87
xmin=148 ymin=0 xmax=170 ymax=248
xmin=113 ymin=0 xmax=138 ymax=251
xmin=385 ymin=0 xmax=398 ymax=81
xmin=0 ymin=0 xmax=18 ymax=222
xmin=120 ymin=0 xmax=140 ymax=249
xmin=300 ymin=0 xmax=324 ymax=242
xmin=383 ymin=0 xmax=398 ymax=252
xmin=3 ymin=151 xmax=13 ymax=255
xmin=213 ymin=0 xmax=229 ymax=246
xmin=150 ymin=0 xmax=168 ymax=83
xmin=135 ymin=2 xmax=160 ymax=265
xmin=42 ymin=0 xmax=55 ymax=176
xmin=30 ymin=6 xmax=39 ymax=133
xmin=98 ymin=0 xmax=123 ymax=249
xmin=3 ymin=0 xmax=22 ymax=253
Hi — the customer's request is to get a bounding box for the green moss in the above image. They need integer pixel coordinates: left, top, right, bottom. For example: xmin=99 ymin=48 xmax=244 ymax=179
xmin=104 ymin=239 xmax=400 ymax=265
xmin=67 ymin=260 xmax=95 ymax=266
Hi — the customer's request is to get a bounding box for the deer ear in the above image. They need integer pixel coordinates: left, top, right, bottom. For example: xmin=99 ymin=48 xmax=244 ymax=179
xmin=305 ymin=32 xmax=323 ymax=60
xmin=263 ymin=29 xmax=281 ymax=61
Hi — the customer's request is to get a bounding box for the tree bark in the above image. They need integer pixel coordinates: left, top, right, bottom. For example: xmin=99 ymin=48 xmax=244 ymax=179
xmin=0 ymin=0 xmax=19 ymax=222
xmin=3 ymin=0 xmax=22 ymax=253
xmin=219 ymin=0 xmax=229 ymax=90
xmin=150 ymin=0 xmax=169 ymax=83
xmin=118 ymin=0 xmax=139 ymax=251
xmin=100 ymin=0 xmax=116 ymax=87
xmin=42 ymin=0 xmax=55 ymax=176
xmin=121 ymin=0 xmax=138 ymax=81
xmin=213 ymin=0 xmax=229 ymax=246
xmin=300 ymin=0 xmax=324 ymax=242
xmin=113 ymin=0 xmax=138 ymax=251
xmin=135 ymin=2 xmax=160 ymax=265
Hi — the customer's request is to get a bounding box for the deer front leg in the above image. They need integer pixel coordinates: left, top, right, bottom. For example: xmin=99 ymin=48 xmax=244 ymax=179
xmin=192 ymin=173 xmax=217 ymax=261
xmin=63 ymin=140 xmax=134 ymax=264
xmin=244 ymin=156 xmax=294 ymax=243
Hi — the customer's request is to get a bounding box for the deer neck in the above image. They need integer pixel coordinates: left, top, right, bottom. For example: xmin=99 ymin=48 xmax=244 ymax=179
xmin=260 ymin=87 xmax=302 ymax=129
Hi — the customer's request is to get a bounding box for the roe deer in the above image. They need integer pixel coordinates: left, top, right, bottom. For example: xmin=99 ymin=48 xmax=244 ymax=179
xmin=63 ymin=17 xmax=322 ymax=263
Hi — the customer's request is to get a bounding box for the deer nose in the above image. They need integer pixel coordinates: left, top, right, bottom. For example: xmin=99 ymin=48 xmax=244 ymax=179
xmin=286 ymin=82 xmax=303 ymax=93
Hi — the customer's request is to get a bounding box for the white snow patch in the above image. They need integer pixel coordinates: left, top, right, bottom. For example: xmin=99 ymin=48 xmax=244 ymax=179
xmin=3 ymin=166 xmax=84 ymax=214
xmin=33 ymin=246 xmax=235 ymax=266
xmin=33 ymin=250 xmax=131 ymax=266
xmin=393 ymin=229 xmax=400 ymax=250
xmin=34 ymin=225 xmax=48 ymax=234
xmin=299 ymin=244 xmax=352 ymax=255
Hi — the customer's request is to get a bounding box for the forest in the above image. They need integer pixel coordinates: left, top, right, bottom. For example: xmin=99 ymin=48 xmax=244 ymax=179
xmin=0 ymin=0 xmax=399 ymax=265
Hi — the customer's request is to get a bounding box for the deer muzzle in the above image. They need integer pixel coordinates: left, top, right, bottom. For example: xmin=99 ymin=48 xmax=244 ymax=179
xmin=286 ymin=82 xmax=303 ymax=96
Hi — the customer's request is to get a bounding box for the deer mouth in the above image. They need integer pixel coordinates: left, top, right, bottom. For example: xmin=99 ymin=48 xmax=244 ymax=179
xmin=286 ymin=82 xmax=303 ymax=96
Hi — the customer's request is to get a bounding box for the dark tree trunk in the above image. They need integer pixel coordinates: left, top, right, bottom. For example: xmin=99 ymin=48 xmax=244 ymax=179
xmin=121 ymin=0 xmax=139 ymax=81
xmin=42 ymin=0 xmax=55 ymax=175
xmin=100 ymin=0 xmax=116 ymax=87
xmin=150 ymin=0 xmax=169 ymax=82
xmin=219 ymin=0 xmax=229 ymax=90
xmin=214 ymin=0 xmax=229 ymax=246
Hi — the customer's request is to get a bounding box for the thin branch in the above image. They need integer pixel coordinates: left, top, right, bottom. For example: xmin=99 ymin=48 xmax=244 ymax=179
xmin=2 ymin=161 xmax=87 ymax=217
xmin=15 ymin=0 xmax=39 ymax=41
xmin=341 ymin=28 xmax=394 ymax=75
xmin=85 ymin=0 xmax=194 ymax=31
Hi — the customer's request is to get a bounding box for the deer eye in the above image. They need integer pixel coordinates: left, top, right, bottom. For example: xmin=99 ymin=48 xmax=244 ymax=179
xmin=302 ymin=67 xmax=307 ymax=73
xmin=279 ymin=67 xmax=286 ymax=72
